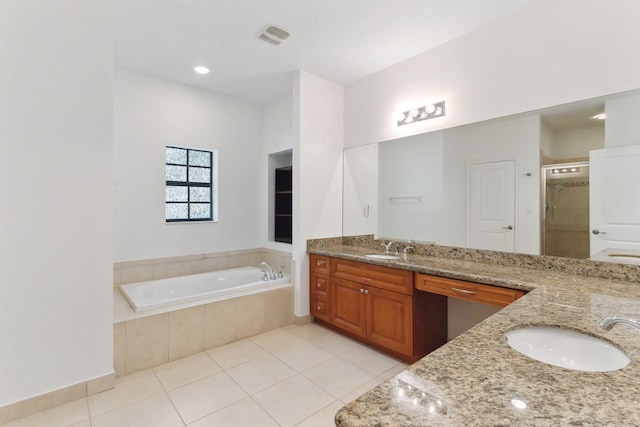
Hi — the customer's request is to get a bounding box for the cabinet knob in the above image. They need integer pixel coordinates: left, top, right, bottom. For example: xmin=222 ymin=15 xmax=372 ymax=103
xmin=317 ymin=305 xmax=321 ymax=311
xmin=317 ymin=283 xmax=321 ymax=288
xmin=360 ymin=288 xmax=364 ymax=293
xmin=364 ymin=289 xmax=369 ymax=294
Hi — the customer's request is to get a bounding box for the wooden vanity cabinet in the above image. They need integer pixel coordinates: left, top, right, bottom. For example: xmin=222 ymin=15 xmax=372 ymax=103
xmin=415 ymin=273 xmax=524 ymax=307
xmin=310 ymin=255 xmax=331 ymax=322
xmin=310 ymin=256 xmax=447 ymax=362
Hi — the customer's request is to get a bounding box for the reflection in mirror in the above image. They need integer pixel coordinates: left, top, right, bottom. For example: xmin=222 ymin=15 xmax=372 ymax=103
xmin=343 ymin=89 xmax=640 ymax=263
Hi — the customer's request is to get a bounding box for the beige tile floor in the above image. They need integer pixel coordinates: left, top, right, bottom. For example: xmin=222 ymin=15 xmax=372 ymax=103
xmin=4 ymin=323 xmax=408 ymax=427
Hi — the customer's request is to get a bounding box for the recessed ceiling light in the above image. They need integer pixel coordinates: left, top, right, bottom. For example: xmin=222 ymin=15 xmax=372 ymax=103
xmin=194 ymin=66 xmax=210 ymax=74
xmin=592 ymin=113 xmax=606 ymax=120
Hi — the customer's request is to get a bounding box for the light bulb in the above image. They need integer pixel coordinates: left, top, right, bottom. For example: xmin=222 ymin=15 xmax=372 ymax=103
xmin=425 ymin=104 xmax=436 ymax=114
xmin=194 ymin=66 xmax=210 ymax=74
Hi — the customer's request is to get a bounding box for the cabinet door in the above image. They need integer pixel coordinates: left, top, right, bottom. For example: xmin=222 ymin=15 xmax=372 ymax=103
xmin=366 ymin=287 xmax=413 ymax=357
xmin=331 ymin=278 xmax=366 ymax=339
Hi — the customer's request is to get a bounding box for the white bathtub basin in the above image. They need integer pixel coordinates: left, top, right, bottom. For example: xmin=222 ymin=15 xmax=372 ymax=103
xmin=365 ymin=254 xmax=401 ymax=260
xmin=505 ymin=326 xmax=629 ymax=372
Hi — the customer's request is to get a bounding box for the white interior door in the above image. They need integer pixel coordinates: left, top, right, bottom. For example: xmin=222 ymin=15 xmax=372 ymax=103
xmin=468 ymin=160 xmax=515 ymax=252
xmin=589 ymin=145 xmax=640 ymax=255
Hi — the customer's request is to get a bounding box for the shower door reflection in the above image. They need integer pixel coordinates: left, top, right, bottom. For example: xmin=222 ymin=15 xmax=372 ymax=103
xmin=542 ymin=162 xmax=590 ymax=259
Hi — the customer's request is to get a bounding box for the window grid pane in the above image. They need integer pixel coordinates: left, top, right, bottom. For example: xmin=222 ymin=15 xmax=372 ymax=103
xmin=188 ymin=167 xmax=211 ymax=183
xmin=166 ymin=147 xmax=187 ymax=165
xmin=190 ymin=203 xmax=211 ymax=219
xmin=189 ymin=150 xmax=211 ymax=167
xmin=166 ymin=146 xmax=215 ymax=222
xmin=190 ymin=187 xmax=211 ymax=202
xmin=166 ymin=186 xmax=188 ymax=202
xmin=166 ymin=203 xmax=188 ymax=220
xmin=166 ymin=165 xmax=187 ymax=182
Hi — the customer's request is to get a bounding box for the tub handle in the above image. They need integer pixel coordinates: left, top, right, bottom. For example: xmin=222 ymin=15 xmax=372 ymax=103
xmin=261 ymin=270 xmax=269 ymax=281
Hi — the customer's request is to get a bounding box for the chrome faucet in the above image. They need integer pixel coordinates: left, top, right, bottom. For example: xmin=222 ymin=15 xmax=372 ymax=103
xmin=402 ymin=240 xmax=415 ymax=254
xmin=599 ymin=317 xmax=640 ymax=332
xmin=380 ymin=241 xmax=398 ymax=254
xmin=259 ymin=261 xmax=276 ymax=280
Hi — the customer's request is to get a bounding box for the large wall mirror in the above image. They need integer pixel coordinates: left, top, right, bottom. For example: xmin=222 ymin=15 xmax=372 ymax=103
xmin=343 ymin=89 xmax=640 ymax=264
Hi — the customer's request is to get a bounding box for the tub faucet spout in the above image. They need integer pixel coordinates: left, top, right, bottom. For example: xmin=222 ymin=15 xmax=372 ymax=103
xmin=259 ymin=262 xmax=276 ymax=280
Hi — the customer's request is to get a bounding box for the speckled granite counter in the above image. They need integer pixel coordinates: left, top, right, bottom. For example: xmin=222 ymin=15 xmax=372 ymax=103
xmin=308 ymin=244 xmax=640 ymax=426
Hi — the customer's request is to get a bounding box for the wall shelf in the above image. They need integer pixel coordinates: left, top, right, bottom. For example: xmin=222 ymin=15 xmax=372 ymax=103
xmin=275 ymin=166 xmax=292 ymax=244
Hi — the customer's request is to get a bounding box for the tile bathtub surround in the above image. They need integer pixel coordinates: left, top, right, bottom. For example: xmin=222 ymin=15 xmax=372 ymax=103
xmin=5 ymin=324 xmax=408 ymax=427
xmin=114 ymin=247 xmax=293 ymax=287
xmin=114 ymin=285 xmax=296 ymax=377
xmin=310 ymin=235 xmax=640 ymax=283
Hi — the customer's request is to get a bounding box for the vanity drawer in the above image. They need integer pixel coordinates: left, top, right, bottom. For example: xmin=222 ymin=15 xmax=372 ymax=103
xmin=310 ymin=254 xmax=331 ymax=275
xmin=415 ymin=274 xmax=524 ymax=307
xmin=331 ymin=258 xmax=413 ymax=295
xmin=310 ymin=272 xmax=330 ymax=298
xmin=311 ymin=295 xmax=330 ymax=322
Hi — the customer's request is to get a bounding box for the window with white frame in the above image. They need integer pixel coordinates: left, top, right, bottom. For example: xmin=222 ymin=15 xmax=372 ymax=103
xmin=165 ymin=146 xmax=217 ymax=222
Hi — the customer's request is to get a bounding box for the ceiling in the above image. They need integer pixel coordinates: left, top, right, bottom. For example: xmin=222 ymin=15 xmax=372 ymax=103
xmin=540 ymin=98 xmax=606 ymax=132
xmin=115 ymin=0 xmax=536 ymax=103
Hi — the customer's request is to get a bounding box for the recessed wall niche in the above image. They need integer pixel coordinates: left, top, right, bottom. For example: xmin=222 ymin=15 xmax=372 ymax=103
xmin=269 ymin=150 xmax=292 ymax=244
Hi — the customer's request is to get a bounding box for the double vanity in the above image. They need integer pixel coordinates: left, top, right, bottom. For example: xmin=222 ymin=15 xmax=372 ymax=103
xmin=308 ymin=237 xmax=640 ymax=426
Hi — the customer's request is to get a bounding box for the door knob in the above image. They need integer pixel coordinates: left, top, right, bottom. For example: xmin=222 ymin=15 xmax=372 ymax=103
xmin=592 ymin=229 xmax=606 ymax=235
xmin=503 ymin=225 xmax=513 ymax=230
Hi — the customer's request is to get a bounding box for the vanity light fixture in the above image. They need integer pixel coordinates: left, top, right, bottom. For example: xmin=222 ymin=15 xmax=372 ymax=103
xmin=552 ymin=167 xmax=580 ymax=174
xmin=397 ymin=101 xmax=445 ymax=126
xmin=592 ymin=113 xmax=606 ymax=120
xmin=193 ymin=66 xmax=210 ymax=74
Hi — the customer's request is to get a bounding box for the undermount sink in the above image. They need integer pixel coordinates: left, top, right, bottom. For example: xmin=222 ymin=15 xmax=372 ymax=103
xmin=504 ymin=326 xmax=629 ymax=372
xmin=365 ymin=254 xmax=401 ymax=260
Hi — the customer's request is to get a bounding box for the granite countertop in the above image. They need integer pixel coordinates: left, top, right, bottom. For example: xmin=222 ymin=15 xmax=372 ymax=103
xmin=309 ymin=245 xmax=640 ymax=426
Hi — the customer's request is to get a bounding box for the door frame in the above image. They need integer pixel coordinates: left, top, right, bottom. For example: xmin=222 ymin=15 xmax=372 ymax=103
xmin=466 ymin=158 xmax=516 ymax=250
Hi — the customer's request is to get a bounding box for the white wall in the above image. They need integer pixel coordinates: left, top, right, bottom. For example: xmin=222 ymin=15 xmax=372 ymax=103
xmin=605 ymin=91 xmax=640 ymax=148
xmin=294 ymin=71 xmax=344 ymax=316
xmin=343 ymin=143 xmax=379 ymax=237
xmin=0 ymin=0 xmax=113 ymax=406
xmin=344 ymin=0 xmax=640 ymax=149
xmin=550 ymin=126 xmax=604 ymax=160
xmin=540 ymin=123 xmax=554 ymax=163
xmin=262 ymin=92 xmax=294 ymax=156
xmin=113 ymin=69 xmax=263 ymax=262
xmin=261 ymin=92 xmax=294 ymax=251
xmin=378 ymin=132 xmax=444 ymax=242
xmin=443 ymin=115 xmax=541 ymax=254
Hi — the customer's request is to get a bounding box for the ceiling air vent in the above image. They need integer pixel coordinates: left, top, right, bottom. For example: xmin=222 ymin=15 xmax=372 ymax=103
xmin=258 ymin=25 xmax=291 ymax=46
